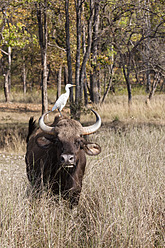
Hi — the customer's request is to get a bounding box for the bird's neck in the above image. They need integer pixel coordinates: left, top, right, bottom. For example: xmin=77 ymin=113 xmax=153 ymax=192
xmin=65 ymin=87 xmax=70 ymax=95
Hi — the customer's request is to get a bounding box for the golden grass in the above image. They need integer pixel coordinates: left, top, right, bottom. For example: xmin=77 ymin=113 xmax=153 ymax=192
xmin=1 ymin=90 xmax=165 ymax=125
xmin=0 ymin=92 xmax=165 ymax=247
xmin=0 ymin=124 xmax=164 ymax=247
xmin=81 ymin=94 xmax=165 ymax=125
xmin=0 ymin=132 xmax=26 ymax=154
xmin=0 ymin=88 xmax=57 ymax=104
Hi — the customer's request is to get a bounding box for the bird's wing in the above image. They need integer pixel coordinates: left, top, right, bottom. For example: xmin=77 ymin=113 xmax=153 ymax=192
xmin=52 ymin=93 xmax=68 ymax=111
xmin=52 ymin=103 xmax=57 ymax=111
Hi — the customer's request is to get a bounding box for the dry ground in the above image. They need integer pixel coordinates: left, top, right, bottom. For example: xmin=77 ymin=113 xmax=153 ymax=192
xmin=0 ymin=102 xmax=42 ymax=126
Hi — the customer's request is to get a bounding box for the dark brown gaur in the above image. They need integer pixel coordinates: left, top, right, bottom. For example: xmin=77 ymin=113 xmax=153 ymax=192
xmin=25 ymin=109 xmax=101 ymax=208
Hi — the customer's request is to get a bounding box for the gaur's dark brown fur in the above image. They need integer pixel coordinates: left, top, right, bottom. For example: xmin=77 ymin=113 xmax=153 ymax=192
xmin=25 ymin=115 xmax=101 ymax=208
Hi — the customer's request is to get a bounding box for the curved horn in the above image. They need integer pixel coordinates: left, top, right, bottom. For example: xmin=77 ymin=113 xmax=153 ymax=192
xmin=81 ymin=109 xmax=101 ymax=135
xmin=39 ymin=111 xmax=55 ymax=134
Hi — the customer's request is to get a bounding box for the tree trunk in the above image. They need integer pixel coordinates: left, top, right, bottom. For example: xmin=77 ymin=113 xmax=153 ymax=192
xmin=8 ymin=46 xmax=11 ymax=92
xmin=57 ymin=65 xmax=62 ymax=99
xmin=148 ymin=72 xmax=160 ymax=101
xmin=0 ymin=5 xmax=11 ymax=97
xmin=4 ymin=72 xmax=10 ymax=102
xmin=75 ymin=0 xmax=81 ymax=105
xmin=65 ymin=0 xmax=73 ymax=105
xmin=84 ymin=73 xmax=88 ymax=106
xmin=79 ymin=0 xmax=94 ymax=99
xmin=22 ymin=53 xmax=27 ymax=94
xmin=126 ymin=77 xmax=132 ymax=105
xmin=101 ymin=63 xmax=115 ymax=104
xmin=146 ymin=66 xmax=151 ymax=92
xmin=64 ymin=65 xmax=68 ymax=85
xmin=160 ymin=78 xmax=165 ymax=92
xmin=145 ymin=0 xmax=151 ymax=93
xmin=36 ymin=0 xmax=48 ymax=114
xmin=82 ymin=5 xmax=88 ymax=106
xmin=90 ymin=0 xmax=100 ymax=104
xmin=124 ymin=68 xmax=132 ymax=105
xmin=30 ymin=47 xmax=34 ymax=91
xmin=42 ymin=47 xmax=48 ymax=114
xmin=121 ymin=54 xmax=132 ymax=105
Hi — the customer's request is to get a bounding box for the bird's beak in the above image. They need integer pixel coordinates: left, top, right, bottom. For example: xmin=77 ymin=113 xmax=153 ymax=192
xmin=72 ymin=85 xmax=76 ymax=87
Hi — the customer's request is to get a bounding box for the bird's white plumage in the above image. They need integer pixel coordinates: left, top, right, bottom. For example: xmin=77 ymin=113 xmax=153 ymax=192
xmin=52 ymin=84 xmax=75 ymax=115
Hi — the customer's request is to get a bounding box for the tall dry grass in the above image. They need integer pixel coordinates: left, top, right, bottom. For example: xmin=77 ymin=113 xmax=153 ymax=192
xmin=0 ymin=88 xmax=57 ymax=104
xmin=0 ymin=132 xmax=26 ymax=154
xmin=82 ymin=94 xmax=165 ymax=125
xmin=0 ymin=123 xmax=164 ymax=247
xmin=1 ymin=89 xmax=165 ymax=122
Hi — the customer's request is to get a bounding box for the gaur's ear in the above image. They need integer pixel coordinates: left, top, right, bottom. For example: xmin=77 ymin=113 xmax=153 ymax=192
xmin=83 ymin=143 xmax=101 ymax=156
xmin=36 ymin=136 xmax=52 ymax=149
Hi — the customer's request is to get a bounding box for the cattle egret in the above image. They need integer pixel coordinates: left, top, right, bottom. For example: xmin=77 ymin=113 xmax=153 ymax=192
xmin=52 ymin=84 xmax=75 ymax=116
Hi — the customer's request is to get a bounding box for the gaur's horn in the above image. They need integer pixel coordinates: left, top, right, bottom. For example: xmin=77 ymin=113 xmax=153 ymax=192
xmin=39 ymin=109 xmax=101 ymax=136
xmin=81 ymin=109 xmax=101 ymax=135
xmin=39 ymin=111 xmax=55 ymax=134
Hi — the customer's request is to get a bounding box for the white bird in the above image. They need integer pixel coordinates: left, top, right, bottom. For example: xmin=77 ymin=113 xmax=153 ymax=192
xmin=52 ymin=84 xmax=75 ymax=116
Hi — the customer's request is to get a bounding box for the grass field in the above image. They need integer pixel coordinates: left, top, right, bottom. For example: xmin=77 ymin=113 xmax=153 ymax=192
xmin=0 ymin=92 xmax=164 ymax=247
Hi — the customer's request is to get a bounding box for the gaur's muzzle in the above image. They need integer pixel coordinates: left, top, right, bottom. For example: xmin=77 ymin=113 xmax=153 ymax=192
xmin=60 ymin=154 xmax=76 ymax=168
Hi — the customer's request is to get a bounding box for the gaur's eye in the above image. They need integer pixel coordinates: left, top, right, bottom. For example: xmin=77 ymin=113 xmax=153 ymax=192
xmin=53 ymin=138 xmax=58 ymax=143
xmin=45 ymin=136 xmax=59 ymax=145
xmin=52 ymin=138 xmax=59 ymax=145
xmin=74 ymin=140 xmax=80 ymax=148
xmin=74 ymin=139 xmax=84 ymax=149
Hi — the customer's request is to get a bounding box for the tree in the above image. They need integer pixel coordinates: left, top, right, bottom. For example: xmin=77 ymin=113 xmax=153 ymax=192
xmin=0 ymin=1 xmax=38 ymax=99
xmin=65 ymin=0 xmax=95 ymax=119
xmin=90 ymin=0 xmax=100 ymax=104
xmin=0 ymin=0 xmax=164 ymax=109
xmin=145 ymin=38 xmax=165 ymax=102
xmin=101 ymin=0 xmax=165 ymax=104
xmin=36 ymin=0 xmax=48 ymax=114
xmin=65 ymin=0 xmax=74 ymax=106
xmin=0 ymin=3 xmax=12 ymax=102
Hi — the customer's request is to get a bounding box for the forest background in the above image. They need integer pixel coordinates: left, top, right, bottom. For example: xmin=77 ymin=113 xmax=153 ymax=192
xmin=0 ymin=0 xmax=165 ymax=118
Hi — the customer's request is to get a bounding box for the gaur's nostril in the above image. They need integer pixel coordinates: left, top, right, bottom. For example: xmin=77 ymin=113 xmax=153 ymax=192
xmin=68 ymin=155 xmax=74 ymax=163
xmin=60 ymin=154 xmax=67 ymax=163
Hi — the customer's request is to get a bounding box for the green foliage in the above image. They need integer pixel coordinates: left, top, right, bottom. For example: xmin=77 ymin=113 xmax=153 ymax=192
xmin=1 ymin=23 xmax=38 ymax=48
xmin=3 ymin=24 xmax=25 ymax=47
xmin=0 ymin=0 xmax=164 ymax=104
